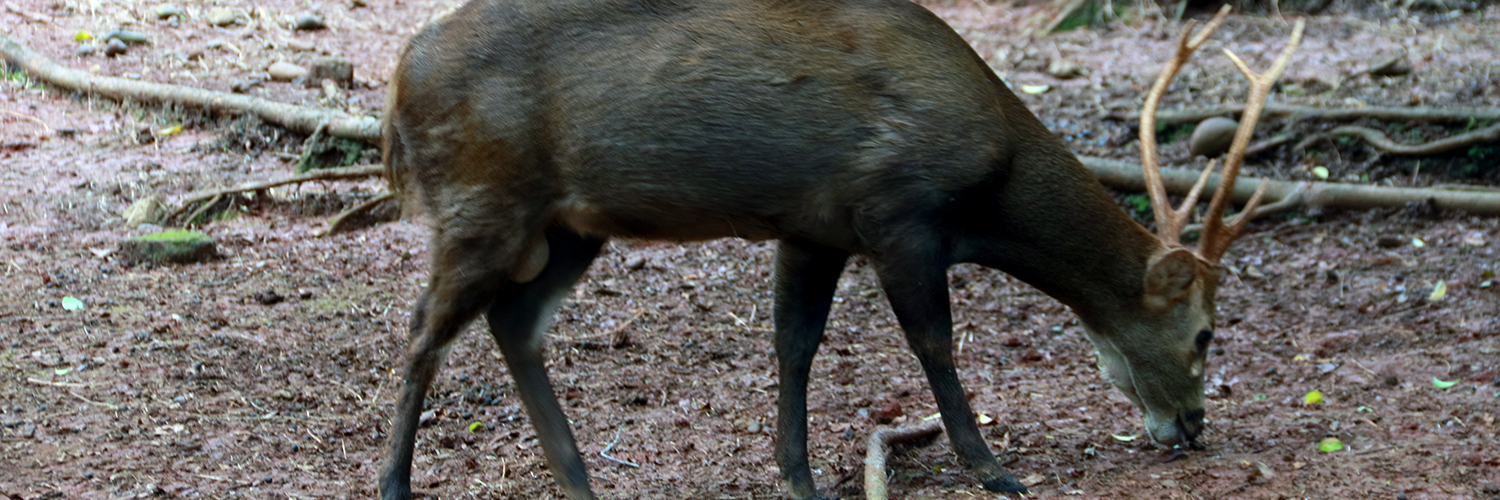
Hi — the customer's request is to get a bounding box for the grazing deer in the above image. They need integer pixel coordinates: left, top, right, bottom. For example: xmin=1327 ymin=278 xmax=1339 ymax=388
xmin=377 ymin=1 xmax=1301 ymax=498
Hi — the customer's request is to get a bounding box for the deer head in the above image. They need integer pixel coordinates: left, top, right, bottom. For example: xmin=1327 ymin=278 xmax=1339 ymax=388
xmin=1095 ymin=6 xmax=1304 ymax=446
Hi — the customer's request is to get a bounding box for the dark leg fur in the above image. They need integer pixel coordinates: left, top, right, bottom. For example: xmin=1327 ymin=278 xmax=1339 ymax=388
xmin=487 ymin=228 xmax=603 ymax=500
xmin=771 ymin=241 xmax=850 ymax=500
xmin=871 ymin=239 xmax=1027 ymax=495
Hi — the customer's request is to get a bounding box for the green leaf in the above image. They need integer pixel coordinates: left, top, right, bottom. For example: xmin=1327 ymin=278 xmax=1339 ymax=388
xmin=1427 ymin=280 xmax=1447 ymax=302
xmin=1432 ymin=377 xmax=1459 ymax=389
xmin=1318 ymin=437 xmax=1343 ymax=452
xmin=1110 ymin=433 xmax=1140 ymax=442
xmin=61 ymin=296 xmax=84 ymax=311
xmin=1311 ymin=166 xmax=1329 ymax=179
xmin=468 ymin=422 xmax=484 ymax=433
xmin=1304 ymin=390 xmax=1324 ymax=405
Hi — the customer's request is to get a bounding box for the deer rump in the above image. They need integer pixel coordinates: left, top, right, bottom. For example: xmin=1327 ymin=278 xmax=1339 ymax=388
xmin=385 ymin=0 xmax=1038 ymax=246
xmin=379 ymin=1 xmax=1209 ymax=500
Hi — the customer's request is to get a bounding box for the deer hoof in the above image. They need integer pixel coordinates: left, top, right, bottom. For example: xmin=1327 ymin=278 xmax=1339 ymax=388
xmin=981 ymin=476 xmax=1028 ymax=494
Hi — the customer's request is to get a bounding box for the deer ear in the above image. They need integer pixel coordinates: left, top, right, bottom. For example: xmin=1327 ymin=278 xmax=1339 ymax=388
xmin=1144 ymin=248 xmax=1199 ymax=306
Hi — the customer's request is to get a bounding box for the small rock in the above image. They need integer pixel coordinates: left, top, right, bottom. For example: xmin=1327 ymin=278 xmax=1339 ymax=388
xmin=1001 ymin=337 xmax=1024 ymax=347
xmin=76 ymin=43 xmax=96 ymax=57
xmin=1375 ymin=235 xmax=1404 ymax=249
xmin=21 ymin=424 xmax=36 ymax=439
xmin=307 ymin=55 xmax=354 ymax=88
xmin=1044 ymin=58 xmax=1084 ymax=79
xmin=118 ymin=229 xmax=217 ymax=265
xmin=205 ymin=39 xmax=225 ymax=50
xmin=103 ymin=39 xmax=129 ymax=57
xmin=230 ymin=79 xmax=257 ymax=93
xmin=1189 ymin=117 xmax=1239 ymax=158
xmin=1367 ymin=54 xmax=1411 ymax=77
xmin=123 ymin=194 xmax=169 ymax=227
xmin=103 ymin=30 xmax=150 ymax=45
xmin=293 ymin=13 xmax=327 ymax=31
xmin=419 ymin=409 xmax=437 ymax=426
xmin=207 ymin=8 xmax=244 ymax=27
xmin=745 ymin=421 xmax=762 ymax=434
xmin=349 ymin=0 xmax=368 ymax=7
xmin=624 ymin=256 xmax=646 ymax=271
xmin=155 ymin=3 xmax=182 ymax=19
xmin=283 ymin=38 xmax=315 ymax=52
xmin=267 ymin=61 xmax=308 ymax=81
xmin=1382 ymin=373 xmax=1400 ymax=387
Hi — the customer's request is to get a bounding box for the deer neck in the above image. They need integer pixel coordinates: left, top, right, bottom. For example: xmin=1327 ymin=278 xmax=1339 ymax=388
xmin=955 ymin=146 xmax=1165 ymax=328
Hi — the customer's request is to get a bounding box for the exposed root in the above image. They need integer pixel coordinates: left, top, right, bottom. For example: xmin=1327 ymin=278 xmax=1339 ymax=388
xmin=1126 ymin=104 xmax=1500 ymax=126
xmin=864 ymin=418 xmax=944 ymax=500
xmin=1296 ymin=124 xmax=1500 ymax=156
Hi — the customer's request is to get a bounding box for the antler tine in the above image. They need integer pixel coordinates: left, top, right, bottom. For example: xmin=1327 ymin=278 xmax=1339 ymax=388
xmin=1198 ymin=18 xmax=1306 ymax=262
xmin=1139 ymin=5 xmax=1232 ymax=245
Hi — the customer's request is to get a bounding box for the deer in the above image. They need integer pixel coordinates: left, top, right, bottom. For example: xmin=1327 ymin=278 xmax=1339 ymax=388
xmin=376 ymin=1 xmax=1302 ymax=498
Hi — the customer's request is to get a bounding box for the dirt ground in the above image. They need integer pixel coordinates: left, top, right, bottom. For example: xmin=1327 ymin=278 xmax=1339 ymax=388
xmin=3 ymin=0 xmax=1499 ymax=499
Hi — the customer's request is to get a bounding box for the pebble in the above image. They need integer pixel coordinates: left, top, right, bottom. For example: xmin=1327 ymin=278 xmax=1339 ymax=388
xmin=230 ymin=79 xmax=257 ymax=93
xmin=1045 ymin=58 xmax=1084 ymax=79
xmin=21 ymin=424 xmax=36 ymax=438
xmin=104 ymin=39 xmax=129 ymax=57
xmin=104 ymin=30 xmax=150 ymax=45
xmin=293 ymin=13 xmax=327 ymax=31
xmin=624 ymin=256 xmax=646 ymax=270
xmin=349 ymin=0 xmax=367 ymax=7
xmin=1189 ymin=117 xmax=1239 ymax=158
xmin=745 ymin=421 xmax=761 ymax=434
xmin=205 ymin=39 xmax=224 ymax=50
xmin=267 ymin=61 xmax=308 ymax=81
xmin=76 ymin=43 xmax=96 ymax=57
xmin=207 ymin=8 xmax=242 ymax=27
xmin=155 ymin=3 xmax=181 ymax=19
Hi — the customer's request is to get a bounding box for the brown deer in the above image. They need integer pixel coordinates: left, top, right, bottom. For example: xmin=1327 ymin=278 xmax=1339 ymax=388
xmin=377 ymin=1 xmax=1301 ymax=499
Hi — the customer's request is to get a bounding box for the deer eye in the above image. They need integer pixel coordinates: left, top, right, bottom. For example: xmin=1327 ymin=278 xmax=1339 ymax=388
xmin=1195 ymin=329 xmax=1214 ymax=352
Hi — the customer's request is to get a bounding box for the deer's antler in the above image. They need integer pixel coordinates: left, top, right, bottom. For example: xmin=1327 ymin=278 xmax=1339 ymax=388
xmin=1139 ymin=6 xmax=1305 ymax=262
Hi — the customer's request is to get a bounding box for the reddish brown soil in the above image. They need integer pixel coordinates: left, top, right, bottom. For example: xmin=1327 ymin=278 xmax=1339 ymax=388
xmin=3 ymin=1 xmax=1498 ymax=499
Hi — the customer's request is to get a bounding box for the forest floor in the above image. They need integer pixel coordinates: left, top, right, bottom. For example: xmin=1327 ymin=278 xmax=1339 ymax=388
xmin=2 ymin=0 xmax=1498 ymax=499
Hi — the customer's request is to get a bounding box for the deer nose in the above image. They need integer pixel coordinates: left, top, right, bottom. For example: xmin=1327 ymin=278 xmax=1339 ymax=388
xmin=1176 ymin=408 xmax=1206 ymax=448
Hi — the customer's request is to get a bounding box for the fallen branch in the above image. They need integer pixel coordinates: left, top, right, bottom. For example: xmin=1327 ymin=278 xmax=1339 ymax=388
xmin=170 ymin=164 xmax=384 ymax=220
xmin=0 ymin=34 xmax=380 ymax=142
xmin=865 ymin=418 xmax=944 ymax=500
xmin=1298 ymin=124 xmax=1500 ymax=156
xmin=1079 ymin=155 xmax=1500 ymax=216
xmin=324 ymin=192 xmax=397 ymax=235
xmin=1121 ymin=104 xmax=1500 ymax=126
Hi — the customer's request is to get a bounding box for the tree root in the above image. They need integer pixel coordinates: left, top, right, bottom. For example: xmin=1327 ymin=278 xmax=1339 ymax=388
xmin=864 ymin=418 xmax=944 ymax=500
xmin=0 ymin=34 xmax=380 ymax=142
xmin=1296 ymin=124 xmax=1500 ymax=156
xmin=1079 ymin=156 xmax=1500 ymax=216
xmin=1124 ymin=104 xmax=1500 ymax=126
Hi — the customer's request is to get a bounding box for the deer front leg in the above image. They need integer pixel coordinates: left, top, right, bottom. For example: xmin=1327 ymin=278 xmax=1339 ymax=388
xmin=872 ymin=245 xmax=1028 ymax=495
xmin=770 ymin=241 xmax=849 ymax=500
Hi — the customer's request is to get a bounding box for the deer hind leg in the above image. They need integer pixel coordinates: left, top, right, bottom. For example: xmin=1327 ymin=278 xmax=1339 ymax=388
xmin=870 ymin=237 xmax=1028 ymax=495
xmin=379 ymin=209 xmax=552 ymax=500
xmin=770 ymin=241 xmax=849 ymax=500
xmin=486 ymin=227 xmax=603 ymax=500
